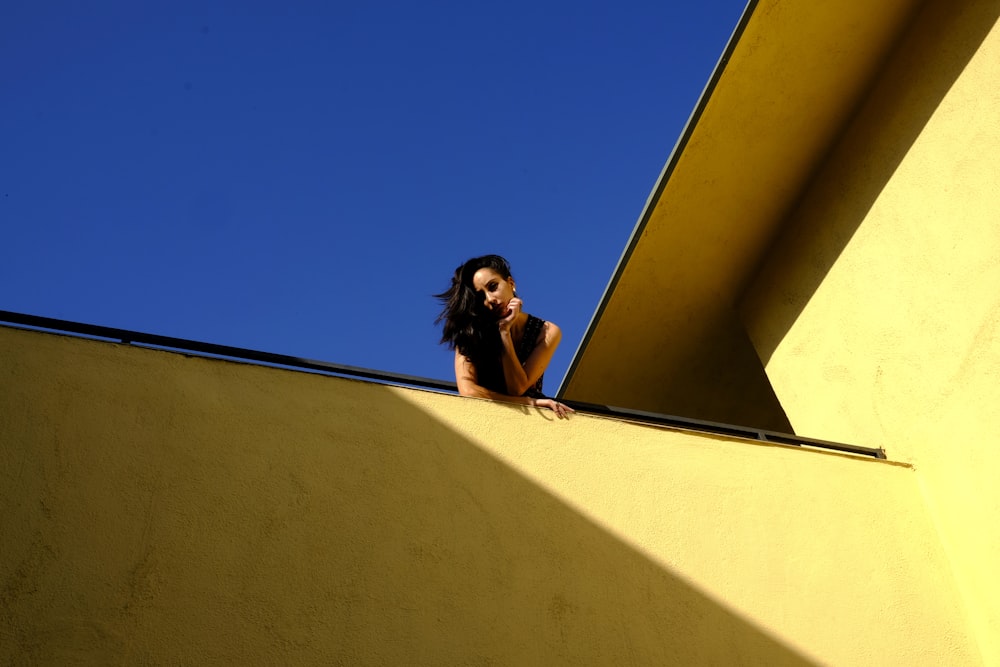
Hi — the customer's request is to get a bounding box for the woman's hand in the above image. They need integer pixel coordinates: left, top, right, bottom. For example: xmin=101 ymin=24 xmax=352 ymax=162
xmin=533 ymin=398 xmax=574 ymax=419
xmin=498 ymin=297 xmax=522 ymax=332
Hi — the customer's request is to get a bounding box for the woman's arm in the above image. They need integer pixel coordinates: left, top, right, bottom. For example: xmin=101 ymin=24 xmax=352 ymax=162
xmin=495 ymin=298 xmax=562 ymax=396
xmin=454 ymin=350 xmax=572 ymax=418
xmin=499 ymin=320 xmax=561 ymax=396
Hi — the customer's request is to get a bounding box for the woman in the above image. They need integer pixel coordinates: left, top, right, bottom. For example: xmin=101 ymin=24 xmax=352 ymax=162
xmin=436 ymin=255 xmax=574 ymax=418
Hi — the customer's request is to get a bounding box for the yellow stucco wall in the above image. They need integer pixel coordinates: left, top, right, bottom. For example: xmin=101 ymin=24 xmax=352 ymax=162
xmin=0 ymin=325 xmax=978 ymax=665
xmin=740 ymin=0 xmax=1000 ymax=662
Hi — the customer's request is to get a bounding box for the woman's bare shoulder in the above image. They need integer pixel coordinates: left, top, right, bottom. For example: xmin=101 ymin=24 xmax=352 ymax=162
xmin=541 ymin=319 xmax=561 ymax=343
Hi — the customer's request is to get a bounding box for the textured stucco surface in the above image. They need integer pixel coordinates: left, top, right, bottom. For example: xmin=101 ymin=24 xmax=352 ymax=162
xmin=0 ymin=326 xmax=978 ymax=665
xmin=741 ymin=0 xmax=1000 ymax=662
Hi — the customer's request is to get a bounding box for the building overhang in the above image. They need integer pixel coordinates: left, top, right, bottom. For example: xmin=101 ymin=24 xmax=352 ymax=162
xmin=557 ymin=0 xmax=924 ymax=416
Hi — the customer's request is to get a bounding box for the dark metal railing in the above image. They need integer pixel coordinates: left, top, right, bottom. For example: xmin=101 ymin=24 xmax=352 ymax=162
xmin=0 ymin=309 xmax=885 ymax=459
xmin=560 ymin=401 xmax=886 ymax=459
xmin=0 ymin=309 xmax=456 ymax=391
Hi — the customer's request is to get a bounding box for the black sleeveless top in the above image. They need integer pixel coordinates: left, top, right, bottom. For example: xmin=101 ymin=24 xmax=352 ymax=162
xmin=476 ymin=314 xmax=547 ymax=398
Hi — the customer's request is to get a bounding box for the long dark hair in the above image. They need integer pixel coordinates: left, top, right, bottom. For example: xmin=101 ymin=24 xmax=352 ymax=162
xmin=435 ymin=254 xmax=513 ymax=363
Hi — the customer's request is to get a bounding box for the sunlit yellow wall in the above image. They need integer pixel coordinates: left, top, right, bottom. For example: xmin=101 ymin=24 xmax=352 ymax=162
xmin=740 ymin=1 xmax=1000 ymax=662
xmin=0 ymin=326 xmax=978 ymax=665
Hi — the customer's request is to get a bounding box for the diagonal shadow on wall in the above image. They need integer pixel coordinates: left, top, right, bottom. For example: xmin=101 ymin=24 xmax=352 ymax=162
xmin=739 ymin=0 xmax=1000 ymax=363
xmin=0 ymin=326 xmax=816 ymax=665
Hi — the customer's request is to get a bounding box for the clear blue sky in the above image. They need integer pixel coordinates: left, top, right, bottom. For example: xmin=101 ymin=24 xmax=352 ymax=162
xmin=2 ymin=0 xmax=747 ymax=389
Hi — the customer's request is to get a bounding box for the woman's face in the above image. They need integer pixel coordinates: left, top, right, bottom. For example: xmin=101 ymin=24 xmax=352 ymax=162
xmin=472 ymin=267 xmax=515 ymax=318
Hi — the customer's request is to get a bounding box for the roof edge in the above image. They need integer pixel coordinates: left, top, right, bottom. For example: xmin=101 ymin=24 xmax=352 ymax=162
xmin=555 ymin=0 xmax=759 ymax=397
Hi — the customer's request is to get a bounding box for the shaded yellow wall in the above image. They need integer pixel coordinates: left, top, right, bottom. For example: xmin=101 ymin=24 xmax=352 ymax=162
xmin=740 ymin=0 xmax=1000 ymax=662
xmin=0 ymin=326 xmax=977 ymax=665
xmin=564 ymin=302 xmax=793 ymax=431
